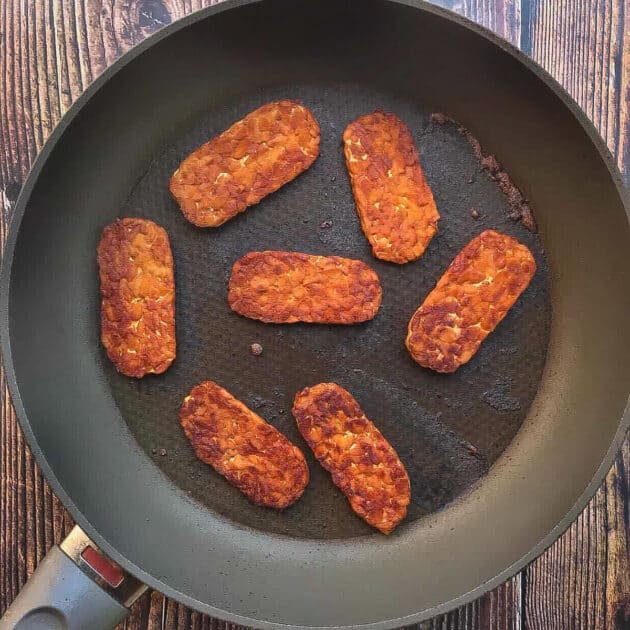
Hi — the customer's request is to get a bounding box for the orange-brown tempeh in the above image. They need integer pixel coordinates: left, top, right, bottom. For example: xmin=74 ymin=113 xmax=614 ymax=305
xmin=180 ymin=380 xmax=309 ymax=509
xmin=343 ymin=111 xmax=439 ymax=263
xmin=293 ymin=383 xmax=410 ymax=534
xmin=170 ymin=100 xmax=320 ymax=227
xmin=228 ymin=251 xmax=382 ymax=324
xmin=98 ymin=218 xmax=176 ymax=378
xmin=406 ymin=230 xmax=536 ymax=373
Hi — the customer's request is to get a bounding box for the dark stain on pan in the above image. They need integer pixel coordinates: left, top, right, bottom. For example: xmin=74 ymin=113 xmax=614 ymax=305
xmin=106 ymin=83 xmax=551 ymax=540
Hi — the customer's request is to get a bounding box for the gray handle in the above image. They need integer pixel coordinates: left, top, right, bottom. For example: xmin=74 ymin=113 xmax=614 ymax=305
xmin=0 ymin=527 xmax=146 ymax=630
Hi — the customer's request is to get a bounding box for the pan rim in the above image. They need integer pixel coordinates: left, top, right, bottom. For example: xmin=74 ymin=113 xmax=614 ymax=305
xmin=0 ymin=0 xmax=628 ymax=627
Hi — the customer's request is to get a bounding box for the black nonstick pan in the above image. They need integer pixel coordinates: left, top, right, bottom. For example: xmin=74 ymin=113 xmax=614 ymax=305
xmin=1 ymin=0 xmax=628 ymax=628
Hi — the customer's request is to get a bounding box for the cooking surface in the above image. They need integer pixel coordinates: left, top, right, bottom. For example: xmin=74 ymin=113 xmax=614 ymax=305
xmin=110 ymin=84 xmax=551 ymax=539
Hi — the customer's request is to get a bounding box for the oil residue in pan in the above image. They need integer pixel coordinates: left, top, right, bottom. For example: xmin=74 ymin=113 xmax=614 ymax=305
xmin=107 ymin=83 xmax=551 ymax=540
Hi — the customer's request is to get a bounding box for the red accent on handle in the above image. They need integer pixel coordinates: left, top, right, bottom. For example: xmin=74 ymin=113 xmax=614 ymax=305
xmin=81 ymin=546 xmax=125 ymax=588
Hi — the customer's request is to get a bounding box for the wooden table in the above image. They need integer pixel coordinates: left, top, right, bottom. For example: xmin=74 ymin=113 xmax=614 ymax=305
xmin=1 ymin=1 xmax=628 ymax=628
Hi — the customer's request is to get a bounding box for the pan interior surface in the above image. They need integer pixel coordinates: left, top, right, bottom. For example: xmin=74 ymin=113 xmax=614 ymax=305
xmin=4 ymin=0 xmax=629 ymax=627
xmin=112 ymin=83 xmax=550 ymax=539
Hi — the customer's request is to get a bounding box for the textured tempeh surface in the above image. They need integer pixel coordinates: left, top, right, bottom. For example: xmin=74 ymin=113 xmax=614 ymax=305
xmin=406 ymin=230 xmax=536 ymax=373
xmin=1 ymin=1 xmax=628 ymax=628
xmin=293 ymin=383 xmax=411 ymax=534
xmin=228 ymin=251 xmax=382 ymax=324
xmin=98 ymin=218 xmax=176 ymax=378
xmin=343 ymin=111 xmax=439 ymax=264
xmin=170 ymin=101 xmax=320 ymax=228
xmin=180 ymin=380 xmax=309 ymax=509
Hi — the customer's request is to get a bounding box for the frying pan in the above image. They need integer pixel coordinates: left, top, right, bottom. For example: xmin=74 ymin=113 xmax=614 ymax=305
xmin=0 ymin=0 xmax=628 ymax=628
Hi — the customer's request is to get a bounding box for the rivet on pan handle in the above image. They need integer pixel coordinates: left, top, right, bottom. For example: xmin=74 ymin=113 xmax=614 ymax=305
xmin=0 ymin=526 xmax=147 ymax=630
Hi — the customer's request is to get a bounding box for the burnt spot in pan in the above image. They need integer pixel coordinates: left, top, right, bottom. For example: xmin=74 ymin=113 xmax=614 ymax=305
xmin=106 ymin=83 xmax=551 ymax=540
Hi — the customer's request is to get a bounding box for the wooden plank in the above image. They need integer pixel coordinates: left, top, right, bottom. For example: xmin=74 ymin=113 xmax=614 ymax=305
xmin=525 ymin=442 xmax=630 ymax=629
xmin=530 ymin=0 xmax=628 ymax=178
xmin=617 ymin=0 xmax=630 ymax=179
xmin=524 ymin=3 xmax=630 ymax=628
xmin=0 ymin=1 xmax=627 ymax=629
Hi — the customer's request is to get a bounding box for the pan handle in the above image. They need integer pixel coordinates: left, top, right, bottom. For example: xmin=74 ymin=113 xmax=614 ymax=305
xmin=0 ymin=526 xmax=147 ymax=630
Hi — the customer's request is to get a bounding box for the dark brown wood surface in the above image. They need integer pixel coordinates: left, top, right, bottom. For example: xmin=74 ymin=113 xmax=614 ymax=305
xmin=1 ymin=1 xmax=628 ymax=628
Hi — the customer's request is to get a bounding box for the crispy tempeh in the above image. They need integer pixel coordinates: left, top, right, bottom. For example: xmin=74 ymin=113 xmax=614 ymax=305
xmin=228 ymin=251 xmax=382 ymax=324
xmin=98 ymin=218 xmax=176 ymax=378
xmin=180 ymin=381 xmax=309 ymax=509
xmin=343 ymin=111 xmax=439 ymax=264
xmin=170 ymin=100 xmax=320 ymax=227
xmin=292 ymin=383 xmax=410 ymax=534
xmin=406 ymin=230 xmax=536 ymax=373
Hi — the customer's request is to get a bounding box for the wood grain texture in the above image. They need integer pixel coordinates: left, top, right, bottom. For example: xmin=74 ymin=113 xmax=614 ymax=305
xmin=451 ymin=0 xmax=522 ymax=46
xmin=0 ymin=1 xmax=628 ymax=629
xmin=528 ymin=0 xmax=629 ymax=182
xmin=524 ymin=5 xmax=630 ymax=628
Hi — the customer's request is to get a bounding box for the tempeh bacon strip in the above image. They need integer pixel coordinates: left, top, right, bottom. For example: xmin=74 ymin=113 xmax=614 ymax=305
xmin=180 ymin=380 xmax=309 ymax=509
xmin=406 ymin=229 xmax=536 ymax=373
xmin=343 ymin=111 xmax=439 ymax=264
xmin=293 ymin=383 xmax=410 ymax=534
xmin=228 ymin=251 xmax=382 ymax=324
xmin=170 ymin=100 xmax=320 ymax=227
xmin=98 ymin=217 xmax=176 ymax=378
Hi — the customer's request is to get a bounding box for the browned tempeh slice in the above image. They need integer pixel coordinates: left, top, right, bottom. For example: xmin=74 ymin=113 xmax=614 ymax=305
xmin=228 ymin=251 xmax=382 ymax=324
xmin=343 ymin=111 xmax=439 ymax=264
xmin=180 ymin=381 xmax=309 ymax=509
xmin=292 ymin=383 xmax=410 ymax=534
xmin=406 ymin=229 xmax=536 ymax=373
xmin=170 ymin=100 xmax=320 ymax=227
xmin=97 ymin=218 xmax=176 ymax=378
